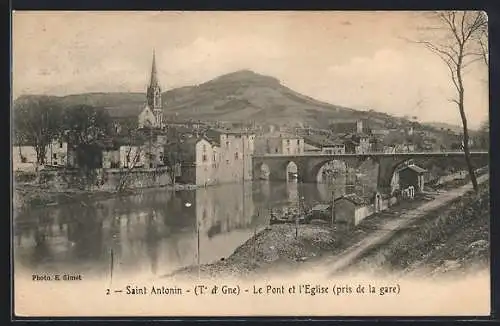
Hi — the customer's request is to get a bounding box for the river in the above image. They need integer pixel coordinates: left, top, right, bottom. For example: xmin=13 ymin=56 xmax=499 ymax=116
xmin=14 ymin=176 xmax=377 ymax=279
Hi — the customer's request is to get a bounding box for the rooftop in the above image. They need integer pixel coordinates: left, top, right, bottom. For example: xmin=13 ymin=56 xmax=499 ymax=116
xmin=335 ymin=193 xmax=370 ymax=206
xmin=208 ymin=128 xmax=256 ymax=136
xmin=258 ymin=131 xmax=301 ymax=139
xmin=304 ymin=135 xmax=344 ymax=147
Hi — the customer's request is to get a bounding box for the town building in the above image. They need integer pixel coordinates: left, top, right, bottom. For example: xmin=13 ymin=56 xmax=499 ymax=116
xmin=357 ymin=134 xmax=371 ymax=153
xmin=175 ymin=129 xmax=256 ymax=186
xmin=329 ymin=119 xmax=365 ymax=134
xmin=340 ymin=133 xmax=371 ymax=154
xmin=334 ymin=193 xmax=373 ymax=226
xmin=178 ymin=137 xmax=219 ymax=186
xmin=343 ymin=139 xmax=357 ymax=154
xmin=254 ymin=132 xmax=304 ymax=155
xmin=383 ymin=144 xmax=416 ymax=153
xmin=303 ymin=136 xmax=346 ymax=154
xmin=13 ymin=139 xmax=75 ymax=172
xmin=208 ymin=129 xmax=255 ymax=182
xmin=398 ymin=164 xmax=427 ymax=192
xmin=101 ymin=133 xmax=167 ymax=169
xmin=45 ymin=140 xmax=71 ymax=167
xmin=138 ymin=50 xmax=165 ymax=129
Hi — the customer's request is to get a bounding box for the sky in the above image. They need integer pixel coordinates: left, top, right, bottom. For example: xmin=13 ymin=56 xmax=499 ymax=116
xmin=12 ymin=11 xmax=489 ymax=129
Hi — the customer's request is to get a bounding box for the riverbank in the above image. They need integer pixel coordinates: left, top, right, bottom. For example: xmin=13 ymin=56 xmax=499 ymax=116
xmin=13 ymin=182 xmax=200 ymax=213
xmin=347 ymin=181 xmax=490 ymax=277
xmin=167 ymin=172 xmax=489 ymax=280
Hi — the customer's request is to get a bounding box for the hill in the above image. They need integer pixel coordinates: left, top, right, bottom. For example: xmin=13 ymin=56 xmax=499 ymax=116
xmin=425 ymin=122 xmax=465 ymax=134
xmin=13 ymin=70 xmax=437 ymax=131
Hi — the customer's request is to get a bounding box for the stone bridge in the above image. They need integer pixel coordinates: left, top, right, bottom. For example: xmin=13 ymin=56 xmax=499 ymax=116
xmin=252 ymin=151 xmax=489 ymax=194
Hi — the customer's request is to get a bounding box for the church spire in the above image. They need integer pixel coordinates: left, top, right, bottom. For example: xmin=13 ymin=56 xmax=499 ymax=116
xmin=149 ymin=49 xmax=159 ymax=87
xmin=146 ymin=49 xmax=162 ymax=116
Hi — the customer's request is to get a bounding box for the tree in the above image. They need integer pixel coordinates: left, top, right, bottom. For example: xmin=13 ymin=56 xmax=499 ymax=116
xmin=113 ymin=117 xmax=139 ymax=137
xmin=62 ymin=104 xmax=112 ymax=169
xmin=13 ymin=96 xmax=63 ymax=167
xmin=415 ymin=11 xmax=488 ymax=192
xmin=116 ymin=143 xmax=144 ymax=192
xmin=164 ymin=130 xmax=184 ymax=186
xmin=477 ymin=119 xmax=489 ymax=149
xmin=115 ymin=127 xmax=147 ymax=192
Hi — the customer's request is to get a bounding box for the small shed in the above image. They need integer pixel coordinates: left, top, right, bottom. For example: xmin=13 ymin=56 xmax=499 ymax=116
xmin=309 ymin=204 xmax=332 ymax=220
xmin=334 ymin=194 xmax=373 ymax=226
xmin=399 ymin=164 xmax=427 ymax=192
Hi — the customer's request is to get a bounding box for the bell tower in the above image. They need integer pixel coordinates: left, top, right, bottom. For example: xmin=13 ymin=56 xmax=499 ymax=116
xmin=146 ymin=49 xmax=163 ymax=127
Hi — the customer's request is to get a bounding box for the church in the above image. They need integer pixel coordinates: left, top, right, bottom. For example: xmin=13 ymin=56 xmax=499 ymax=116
xmin=138 ymin=50 xmax=165 ymax=129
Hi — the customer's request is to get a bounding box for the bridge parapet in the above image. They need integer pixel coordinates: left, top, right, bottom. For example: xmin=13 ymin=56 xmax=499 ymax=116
xmin=253 ymin=151 xmax=489 ymax=194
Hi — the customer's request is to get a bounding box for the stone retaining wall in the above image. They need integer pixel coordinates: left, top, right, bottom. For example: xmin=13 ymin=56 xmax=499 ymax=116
xmin=30 ymin=167 xmax=172 ymax=191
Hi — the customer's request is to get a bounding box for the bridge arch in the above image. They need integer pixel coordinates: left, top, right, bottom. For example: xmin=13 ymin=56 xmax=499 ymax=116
xmin=285 ymin=161 xmax=299 ymax=182
xmin=255 ymin=162 xmax=271 ymax=180
xmin=314 ymin=160 xmax=348 ymax=183
xmin=385 ymin=158 xmax=416 ymax=196
xmin=382 ymin=156 xmax=475 ymax=195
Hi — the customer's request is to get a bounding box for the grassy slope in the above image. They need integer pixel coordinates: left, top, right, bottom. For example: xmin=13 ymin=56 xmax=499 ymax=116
xmin=351 ymin=182 xmax=490 ymax=276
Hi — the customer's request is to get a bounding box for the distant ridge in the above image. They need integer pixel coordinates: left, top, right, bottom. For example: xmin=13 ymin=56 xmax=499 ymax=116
xmin=13 ymin=70 xmax=442 ymax=131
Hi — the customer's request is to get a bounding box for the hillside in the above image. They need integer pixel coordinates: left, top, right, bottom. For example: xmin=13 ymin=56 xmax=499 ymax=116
xmin=425 ymin=122 xmax=465 ymax=134
xmin=13 ymin=70 xmax=426 ymax=130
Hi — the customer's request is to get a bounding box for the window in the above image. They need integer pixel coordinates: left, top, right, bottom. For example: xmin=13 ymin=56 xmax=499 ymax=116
xmin=286 ymin=148 xmax=290 ymax=154
xmin=275 ymin=148 xmax=278 ymax=153
xmin=202 ymin=154 xmax=208 ymax=162
xmin=59 ymin=142 xmax=63 ymax=148
xmin=287 ymin=139 xmax=290 ymax=145
xmin=235 ymin=152 xmax=239 ymax=160
xmin=53 ymin=154 xmax=57 ymax=159
xmin=203 ymin=144 xmax=206 ymax=152
xmin=297 ymin=139 xmax=300 ymax=145
xmin=213 ymin=154 xmax=216 ymax=161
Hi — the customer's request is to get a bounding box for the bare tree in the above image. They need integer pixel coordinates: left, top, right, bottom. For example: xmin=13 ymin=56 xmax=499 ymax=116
xmin=116 ymin=144 xmax=144 ymax=192
xmin=415 ymin=11 xmax=488 ymax=192
xmin=477 ymin=119 xmax=489 ymax=150
xmin=114 ymin=121 xmax=148 ymax=192
xmin=13 ymin=96 xmax=63 ymax=175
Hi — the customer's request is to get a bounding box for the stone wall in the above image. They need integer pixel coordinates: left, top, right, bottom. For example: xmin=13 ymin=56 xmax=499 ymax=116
xmin=33 ymin=167 xmax=172 ymax=191
xmin=354 ymin=205 xmax=375 ymax=225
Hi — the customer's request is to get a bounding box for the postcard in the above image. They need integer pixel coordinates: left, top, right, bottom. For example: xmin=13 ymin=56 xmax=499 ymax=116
xmin=12 ymin=10 xmax=490 ymax=317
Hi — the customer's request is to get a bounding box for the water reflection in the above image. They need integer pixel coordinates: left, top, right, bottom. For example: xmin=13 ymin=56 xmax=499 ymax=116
xmin=14 ymin=178 xmax=375 ymax=277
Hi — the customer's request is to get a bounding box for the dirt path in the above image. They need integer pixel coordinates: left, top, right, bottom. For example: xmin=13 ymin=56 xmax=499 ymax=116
xmin=311 ymin=174 xmax=490 ymax=276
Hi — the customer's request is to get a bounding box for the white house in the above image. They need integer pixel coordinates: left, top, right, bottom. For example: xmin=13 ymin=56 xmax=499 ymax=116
xmin=119 ymin=145 xmax=146 ymax=168
xmin=12 ymin=145 xmax=38 ymax=172
xmin=13 ymin=139 xmax=72 ymax=172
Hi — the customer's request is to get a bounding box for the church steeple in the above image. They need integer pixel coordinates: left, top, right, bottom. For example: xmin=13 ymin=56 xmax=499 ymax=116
xmin=146 ymin=49 xmax=163 ymax=128
xmin=149 ymin=49 xmax=159 ymax=87
xmin=146 ymin=49 xmax=162 ymax=110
